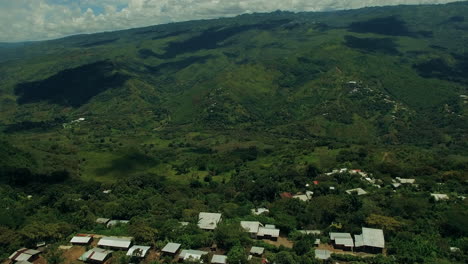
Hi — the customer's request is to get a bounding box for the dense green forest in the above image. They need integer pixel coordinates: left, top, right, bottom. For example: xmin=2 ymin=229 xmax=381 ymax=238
xmin=0 ymin=1 xmax=467 ymax=263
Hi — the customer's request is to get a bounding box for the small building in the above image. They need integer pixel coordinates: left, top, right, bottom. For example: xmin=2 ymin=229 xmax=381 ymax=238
xmin=396 ymin=177 xmax=415 ymax=184
xmin=126 ymin=245 xmax=150 ymax=258
xmin=346 ymin=188 xmax=367 ymax=196
xmin=70 ymin=234 xmax=93 ymax=245
xmin=251 ymin=208 xmax=269 ymax=215
xmin=79 ymin=248 xmax=113 ymax=263
xmin=330 ymin=232 xmax=354 ymax=251
xmin=354 ymin=227 xmax=385 ymax=254
xmin=9 ymin=248 xmax=41 ymax=263
xmin=257 ymin=225 xmax=280 ymax=241
xmin=161 ymin=242 xmax=181 ymax=256
xmin=241 ymin=221 xmax=263 ymax=237
xmin=314 ymin=238 xmax=320 ymax=246
xmin=107 ymin=220 xmax=130 ymax=228
xmin=198 ymin=212 xmax=222 ymax=230
xmin=431 ymin=193 xmax=449 ymax=201
xmin=314 ymin=249 xmax=331 ymax=260
xmin=293 ymin=191 xmax=313 ymax=202
xmin=96 ymin=218 xmax=110 ymax=225
xmin=298 ymin=230 xmax=321 ymax=236
xmin=97 ymin=237 xmax=132 ymax=250
xmin=211 ymin=254 xmax=227 ymax=264
xmin=178 ymin=250 xmax=208 ymax=262
xmin=250 ymin=246 xmax=265 ymax=256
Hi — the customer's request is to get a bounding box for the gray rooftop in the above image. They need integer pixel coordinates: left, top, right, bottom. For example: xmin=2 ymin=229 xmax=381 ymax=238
xmin=211 ymin=254 xmax=227 ymax=264
xmin=315 ymin=249 xmax=331 ymax=260
xmin=241 ymin=221 xmax=262 ymax=233
xmin=198 ymin=212 xmax=222 ymax=230
xmin=250 ymin=246 xmax=265 ymax=255
xmin=126 ymin=245 xmax=151 ymax=257
xmin=97 ymin=237 xmax=132 ymax=249
xmin=162 ymin=242 xmax=181 ymax=254
xmin=361 ymin=227 xmax=385 ymax=248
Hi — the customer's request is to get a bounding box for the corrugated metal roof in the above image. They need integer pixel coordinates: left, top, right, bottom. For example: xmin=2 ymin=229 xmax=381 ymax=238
xmin=97 ymin=237 xmax=132 ymax=249
xmin=298 ymin=230 xmax=321 ymax=235
xmin=361 ymin=227 xmax=385 ymax=248
xmin=198 ymin=212 xmax=222 ymax=230
xmin=335 ymin=237 xmax=354 ymax=247
xmin=96 ymin=218 xmax=110 ymax=224
xmin=329 ymin=232 xmax=352 ymax=240
xmin=250 ymin=247 xmax=265 ymax=255
xmin=126 ymin=245 xmax=150 ymax=257
xmin=211 ymin=254 xmax=227 ymax=264
xmin=315 ymin=249 xmax=331 ymax=260
xmin=162 ymin=242 xmax=181 ymax=253
xmin=70 ymin=235 xmax=92 ymax=244
xmin=9 ymin=248 xmax=40 ymax=262
xmin=257 ymin=227 xmax=280 ymax=237
xmin=79 ymin=248 xmax=113 ymax=262
xmin=346 ymin=188 xmax=367 ymax=195
xmin=354 ymin=234 xmax=364 ymax=247
xmin=179 ymin=249 xmax=208 ymax=259
xmin=241 ymin=221 xmax=262 ymax=233
xmin=106 ymin=220 xmax=129 ymax=228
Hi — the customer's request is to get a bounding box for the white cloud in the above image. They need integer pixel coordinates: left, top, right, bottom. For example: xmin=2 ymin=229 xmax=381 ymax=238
xmin=0 ymin=0 xmax=463 ymax=42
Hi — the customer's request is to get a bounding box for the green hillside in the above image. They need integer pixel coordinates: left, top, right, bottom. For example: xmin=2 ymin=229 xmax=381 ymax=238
xmin=0 ymin=3 xmax=467 ymax=263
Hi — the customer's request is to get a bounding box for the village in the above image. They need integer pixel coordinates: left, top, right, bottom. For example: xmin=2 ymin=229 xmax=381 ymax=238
xmin=5 ymin=166 xmax=460 ymax=264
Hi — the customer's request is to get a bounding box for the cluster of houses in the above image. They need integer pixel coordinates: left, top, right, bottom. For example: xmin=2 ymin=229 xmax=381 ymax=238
xmin=8 ymin=248 xmax=41 ymax=264
xmin=241 ymin=221 xmax=280 ymax=241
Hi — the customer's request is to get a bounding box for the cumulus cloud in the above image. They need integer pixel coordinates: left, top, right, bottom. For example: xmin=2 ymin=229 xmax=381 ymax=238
xmin=0 ymin=0 xmax=463 ymax=42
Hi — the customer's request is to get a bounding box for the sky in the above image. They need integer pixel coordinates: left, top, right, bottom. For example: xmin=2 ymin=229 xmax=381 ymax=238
xmin=0 ymin=0 xmax=463 ymax=42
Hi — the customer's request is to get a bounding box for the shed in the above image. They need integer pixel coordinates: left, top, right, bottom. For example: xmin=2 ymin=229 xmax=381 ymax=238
xmin=211 ymin=254 xmax=227 ymax=264
xmin=106 ymin=220 xmax=129 ymax=228
xmin=96 ymin=218 xmax=110 ymax=225
xmin=431 ymin=193 xmax=449 ymax=201
xmin=251 ymin=208 xmax=269 ymax=215
xmin=70 ymin=234 xmax=93 ymax=245
xmin=198 ymin=212 xmax=222 ymax=230
xmin=250 ymin=246 xmax=265 ymax=256
xmin=346 ymin=188 xmax=367 ymax=195
xmin=126 ymin=245 xmax=150 ymax=258
xmin=179 ymin=250 xmax=208 ymax=261
xmin=9 ymin=248 xmax=41 ymax=263
xmin=79 ymin=248 xmax=113 ymax=263
xmin=314 ymin=249 xmax=331 ymax=260
xmin=241 ymin=221 xmax=262 ymax=235
xmin=162 ymin=242 xmax=181 ymax=255
xmin=97 ymin=237 xmax=132 ymax=250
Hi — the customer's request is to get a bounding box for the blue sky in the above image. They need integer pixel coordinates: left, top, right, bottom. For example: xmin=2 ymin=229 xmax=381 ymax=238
xmin=0 ymin=0 xmax=463 ymax=42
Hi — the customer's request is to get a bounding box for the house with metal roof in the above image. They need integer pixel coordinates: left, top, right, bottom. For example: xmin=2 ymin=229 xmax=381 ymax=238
xmin=198 ymin=212 xmax=222 ymax=230
xmin=161 ymin=242 xmax=181 ymax=256
xmin=250 ymin=246 xmax=265 ymax=256
xmin=126 ymin=245 xmax=150 ymax=258
xmin=241 ymin=221 xmax=263 ymax=238
xmin=251 ymin=208 xmax=269 ymax=215
xmin=79 ymin=248 xmax=113 ymax=263
xmin=354 ymin=227 xmax=385 ymax=254
xmin=178 ymin=249 xmax=209 ymax=262
xmin=431 ymin=193 xmax=449 ymax=201
xmin=95 ymin=218 xmax=110 ymax=225
xmin=330 ymin=232 xmax=354 ymax=251
xmin=298 ymin=230 xmax=321 ymax=235
xmin=70 ymin=234 xmax=93 ymax=245
xmin=106 ymin=219 xmax=130 ymax=228
xmin=9 ymin=248 xmax=41 ymax=263
xmin=257 ymin=225 xmax=280 ymax=241
xmin=97 ymin=237 xmax=133 ymax=250
xmin=314 ymin=249 xmax=331 ymax=260
xmin=346 ymin=188 xmax=367 ymax=195
xmin=211 ymin=254 xmax=227 ymax=264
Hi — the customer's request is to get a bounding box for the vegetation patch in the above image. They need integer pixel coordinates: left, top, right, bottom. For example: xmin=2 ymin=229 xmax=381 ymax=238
xmin=348 ymin=16 xmax=411 ymax=36
xmin=344 ymin=35 xmax=399 ymax=54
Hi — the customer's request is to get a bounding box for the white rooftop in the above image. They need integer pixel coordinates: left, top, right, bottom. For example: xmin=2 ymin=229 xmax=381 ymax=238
xmin=70 ymin=235 xmax=92 ymax=244
xmin=126 ymin=245 xmax=150 ymax=257
xmin=346 ymin=188 xmax=368 ymax=195
xmin=179 ymin=249 xmax=208 ymax=259
xmin=250 ymin=246 xmax=265 ymax=255
xmin=96 ymin=218 xmax=110 ymax=224
xmin=251 ymin=208 xmax=269 ymax=215
xmin=360 ymin=227 xmax=385 ymax=248
xmin=79 ymin=248 xmax=113 ymax=262
xmin=106 ymin=220 xmax=130 ymax=228
xmin=330 ymin=232 xmax=352 ymax=240
xmin=431 ymin=193 xmax=449 ymax=201
xmin=315 ymin=249 xmax=331 ymax=260
xmin=98 ymin=237 xmax=132 ymax=249
xmin=211 ymin=254 xmax=227 ymax=264
xmin=9 ymin=249 xmax=41 ymax=262
xmin=241 ymin=221 xmax=262 ymax=233
xmin=257 ymin=227 xmax=280 ymax=237
xmin=162 ymin=242 xmax=181 ymax=254
xmin=335 ymin=237 xmax=354 ymax=247
xmin=198 ymin=212 xmax=222 ymax=230
xmin=298 ymin=230 xmax=321 ymax=235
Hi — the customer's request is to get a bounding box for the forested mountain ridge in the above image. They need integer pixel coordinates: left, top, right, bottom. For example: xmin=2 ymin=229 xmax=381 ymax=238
xmin=0 ymin=2 xmax=467 ymax=263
